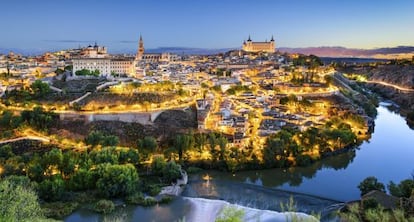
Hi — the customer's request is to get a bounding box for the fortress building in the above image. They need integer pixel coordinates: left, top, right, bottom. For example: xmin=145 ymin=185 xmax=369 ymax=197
xmin=242 ymin=35 xmax=275 ymax=53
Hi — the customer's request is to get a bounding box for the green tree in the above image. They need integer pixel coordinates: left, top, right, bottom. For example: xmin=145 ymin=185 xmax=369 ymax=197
xmin=85 ymin=130 xmax=105 ymax=147
xmin=96 ymin=163 xmax=139 ymax=198
xmin=91 ymin=147 xmax=119 ymax=164
xmin=27 ymin=155 xmax=45 ymax=182
xmin=194 ymin=133 xmax=207 ymax=153
xmin=43 ymin=148 xmax=63 ymax=176
xmin=0 ymin=177 xmax=44 ymax=222
xmin=173 ymin=134 xmax=194 ymax=161
xmin=388 ymin=179 xmax=414 ymax=198
xmin=75 ymin=69 xmax=91 ymax=76
xmin=162 ymin=161 xmax=182 ymax=183
xmin=59 ymin=150 xmax=77 ymax=178
xmin=138 ymin=136 xmax=158 ymax=159
xmin=102 ymin=135 xmax=119 ymax=147
xmin=217 ymin=136 xmax=228 ymax=161
xmin=119 ymin=148 xmax=140 ymax=164
xmin=30 ymin=80 xmax=50 ymax=98
xmin=0 ymin=144 xmax=14 ymax=159
xmin=358 ymin=176 xmax=386 ymax=196
xmin=38 ymin=175 xmax=66 ymax=201
xmin=151 ymin=156 xmax=166 ymax=176
xmin=21 ymin=106 xmax=55 ymax=131
xmin=68 ymin=168 xmax=95 ymax=191
xmin=0 ymin=110 xmax=14 ymax=129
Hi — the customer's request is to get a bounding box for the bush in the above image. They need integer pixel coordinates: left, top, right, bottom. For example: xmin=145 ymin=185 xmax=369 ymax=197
xmin=148 ymin=184 xmax=161 ymax=196
xmin=159 ymin=196 xmax=174 ymax=204
xmin=125 ymin=192 xmax=145 ymax=205
xmin=38 ymin=175 xmax=66 ymax=201
xmin=186 ymin=166 xmax=203 ymax=174
xmin=162 ymin=161 xmax=182 ymax=183
xmin=93 ymin=199 xmax=115 ymax=214
xmin=96 ymin=163 xmax=139 ymax=198
xmin=142 ymin=197 xmax=157 ymax=207
xmin=358 ymin=176 xmax=385 ymax=196
xmin=407 ymin=111 xmax=414 ymax=122
xmin=42 ymin=201 xmax=79 ymax=219
xmin=295 ymin=154 xmax=312 ymax=166
xmin=362 ymin=198 xmax=379 ymax=209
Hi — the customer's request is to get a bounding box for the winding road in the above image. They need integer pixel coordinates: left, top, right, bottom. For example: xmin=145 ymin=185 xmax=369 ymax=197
xmin=365 ymin=80 xmax=414 ymax=92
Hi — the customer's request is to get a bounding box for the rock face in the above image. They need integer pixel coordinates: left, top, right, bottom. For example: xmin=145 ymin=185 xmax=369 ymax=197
xmin=53 ymin=109 xmax=197 ymax=147
xmin=339 ymin=64 xmax=414 ymax=109
xmin=154 ymin=109 xmax=197 ymax=129
xmin=366 ymin=65 xmax=414 ymax=88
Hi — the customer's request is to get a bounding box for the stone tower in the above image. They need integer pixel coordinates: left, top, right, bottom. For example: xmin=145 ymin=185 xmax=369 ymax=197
xmin=136 ymin=35 xmax=144 ymax=60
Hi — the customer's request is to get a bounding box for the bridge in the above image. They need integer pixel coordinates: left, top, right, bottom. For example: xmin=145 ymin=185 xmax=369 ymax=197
xmin=57 ymin=107 xmax=189 ymax=125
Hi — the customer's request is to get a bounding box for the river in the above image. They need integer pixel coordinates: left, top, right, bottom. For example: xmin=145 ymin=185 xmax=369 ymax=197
xmin=65 ymin=103 xmax=414 ymax=222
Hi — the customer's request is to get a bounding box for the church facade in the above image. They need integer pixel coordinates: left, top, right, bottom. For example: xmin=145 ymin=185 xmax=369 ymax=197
xmin=242 ymin=36 xmax=275 ymax=53
xmin=135 ymin=35 xmax=175 ymax=62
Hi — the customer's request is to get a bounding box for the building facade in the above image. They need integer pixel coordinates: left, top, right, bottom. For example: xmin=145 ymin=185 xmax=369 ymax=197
xmin=110 ymin=58 xmax=135 ymax=75
xmin=72 ymin=58 xmax=111 ymax=76
xmin=72 ymin=57 xmax=135 ymax=76
xmin=72 ymin=43 xmax=135 ymax=76
xmin=242 ymin=36 xmax=275 ymax=53
xmin=136 ymin=36 xmax=176 ymax=62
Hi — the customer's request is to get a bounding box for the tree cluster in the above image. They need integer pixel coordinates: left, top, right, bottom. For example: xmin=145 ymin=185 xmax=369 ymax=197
xmin=75 ymin=69 xmax=100 ymax=77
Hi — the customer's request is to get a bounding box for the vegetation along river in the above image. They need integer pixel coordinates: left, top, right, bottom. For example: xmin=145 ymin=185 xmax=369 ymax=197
xmin=65 ymin=103 xmax=414 ymax=222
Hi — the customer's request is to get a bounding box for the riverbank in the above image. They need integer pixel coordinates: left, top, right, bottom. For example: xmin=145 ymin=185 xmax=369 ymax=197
xmin=63 ymin=104 xmax=414 ymax=221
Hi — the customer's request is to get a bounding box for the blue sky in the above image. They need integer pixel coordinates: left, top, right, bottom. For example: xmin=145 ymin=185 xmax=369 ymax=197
xmin=1 ymin=0 xmax=414 ymax=53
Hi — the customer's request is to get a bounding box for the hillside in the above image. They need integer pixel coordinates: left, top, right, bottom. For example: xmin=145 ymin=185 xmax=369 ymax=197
xmin=338 ymin=63 xmax=414 ymax=110
xmin=279 ymin=46 xmax=414 ymax=59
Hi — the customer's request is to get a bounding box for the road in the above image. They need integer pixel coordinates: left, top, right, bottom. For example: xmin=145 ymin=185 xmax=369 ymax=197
xmin=365 ymin=80 xmax=414 ymax=92
xmin=0 ymin=136 xmax=50 ymax=145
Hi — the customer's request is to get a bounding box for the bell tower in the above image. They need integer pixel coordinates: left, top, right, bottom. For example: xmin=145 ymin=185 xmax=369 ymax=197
xmin=136 ymin=35 xmax=144 ymax=60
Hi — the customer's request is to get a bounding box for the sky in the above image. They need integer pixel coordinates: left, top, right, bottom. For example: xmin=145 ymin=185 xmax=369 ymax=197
xmin=1 ymin=0 xmax=414 ymax=53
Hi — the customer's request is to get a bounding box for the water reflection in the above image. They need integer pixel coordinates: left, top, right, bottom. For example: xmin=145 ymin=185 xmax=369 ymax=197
xmin=197 ymin=149 xmax=357 ymax=189
xmin=190 ymin=105 xmax=414 ymax=202
xmin=66 ymin=105 xmax=414 ymax=221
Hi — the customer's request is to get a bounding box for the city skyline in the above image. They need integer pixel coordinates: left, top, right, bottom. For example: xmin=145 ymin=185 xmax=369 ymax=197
xmin=2 ymin=0 xmax=414 ymax=53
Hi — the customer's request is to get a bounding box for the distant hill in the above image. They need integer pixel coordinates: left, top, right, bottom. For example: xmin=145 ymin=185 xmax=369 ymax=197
xmin=278 ymin=46 xmax=414 ymax=59
xmin=2 ymin=45 xmax=414 ymax=58
xmin=145 ymin=47 xmax=237 ymax=55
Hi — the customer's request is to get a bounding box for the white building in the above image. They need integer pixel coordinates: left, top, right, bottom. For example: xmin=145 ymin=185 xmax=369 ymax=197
xmin=72 ymin=57 xmax=136 ymax=77
xmin=72 ymin=58 xmax=111 ymax=76
xmin=72 ymin=43 xmax=136 ymax=77
xmin=110 ymin=58 xmax=135 ymax=75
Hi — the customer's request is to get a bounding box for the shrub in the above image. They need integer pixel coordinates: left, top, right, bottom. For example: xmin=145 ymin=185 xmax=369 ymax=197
xmin=159 ymin=196 xmax=174 ymax=204
xmin=125 ymin=192 xmax=145 ymax=205
xmin=362 ymin=198 xmax=379 ymax=209
xmin=142 ymin=197 xmax=157 ymax=207
xmin=93 ymin=199 xmax=115 ymax=214
xmin=186 ymin=167 xmax=202 ymax=174
xmin=148 ymin=184 xmax=161 ymax=196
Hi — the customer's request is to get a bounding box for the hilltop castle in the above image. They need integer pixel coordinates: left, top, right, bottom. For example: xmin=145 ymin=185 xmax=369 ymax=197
xmin=242 ymin=35 xmax=275 ymax=53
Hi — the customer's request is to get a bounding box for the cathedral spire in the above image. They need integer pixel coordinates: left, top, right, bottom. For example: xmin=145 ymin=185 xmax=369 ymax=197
xmin=137 ymin=34 xmax=144 ymax=60
xmin=271 ymin=35 xmax=274 ymax=41
xmin=247 ymin=35 xmax=251 ymax=41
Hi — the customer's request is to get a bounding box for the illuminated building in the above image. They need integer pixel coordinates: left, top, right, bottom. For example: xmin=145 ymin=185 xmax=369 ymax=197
xmin=242 ymin=35 xmax=275 ymax=53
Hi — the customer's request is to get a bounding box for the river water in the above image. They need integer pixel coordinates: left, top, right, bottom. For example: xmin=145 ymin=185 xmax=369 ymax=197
xmin=65 ymin=104 xmax=414 ymax=222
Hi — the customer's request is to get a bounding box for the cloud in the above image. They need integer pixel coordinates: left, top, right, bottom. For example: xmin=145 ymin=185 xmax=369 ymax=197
xmin=42 ymin=40 xmax=93 ymax=43
xmin=117 ymin=40 xmax=137 ymax=44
